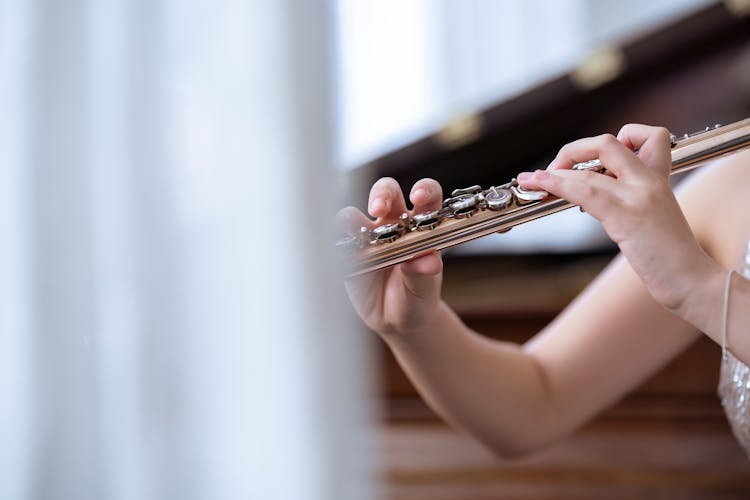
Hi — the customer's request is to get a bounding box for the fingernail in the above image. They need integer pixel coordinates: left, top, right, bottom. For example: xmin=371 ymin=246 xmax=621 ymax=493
xmin=517 ymin=172 xmax=532 ymax=181
xmin=370 ymin=198 xmax=385 ymax=213
xmin=412 ymin=188 xmax=428 ymax=200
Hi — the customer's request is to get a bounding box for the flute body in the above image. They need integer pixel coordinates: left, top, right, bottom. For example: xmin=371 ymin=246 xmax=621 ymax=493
xmin=338 ymin=117 xmax=750 ymax=278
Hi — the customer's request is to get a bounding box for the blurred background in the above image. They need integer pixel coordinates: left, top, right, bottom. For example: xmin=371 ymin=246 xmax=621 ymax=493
xmin=1 ymin=1 xmax=749 ymax=499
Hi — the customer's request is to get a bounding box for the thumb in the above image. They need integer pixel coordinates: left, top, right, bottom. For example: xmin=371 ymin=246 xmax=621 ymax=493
xmin=399 ymin=252 xmax=443 ymax=299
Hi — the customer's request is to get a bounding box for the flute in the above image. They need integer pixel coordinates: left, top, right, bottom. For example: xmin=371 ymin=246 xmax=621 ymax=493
xmin=337 ymin=117 xmax=750 ymax=278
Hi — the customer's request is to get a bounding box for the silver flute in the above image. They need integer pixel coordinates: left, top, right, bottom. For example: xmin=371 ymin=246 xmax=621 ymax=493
xmin=338 ymin=117 xmax=750 ymax=277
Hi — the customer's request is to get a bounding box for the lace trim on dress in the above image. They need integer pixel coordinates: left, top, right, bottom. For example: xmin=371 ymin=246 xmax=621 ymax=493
xmin=718 ymin=240 xmax=750 ymax=457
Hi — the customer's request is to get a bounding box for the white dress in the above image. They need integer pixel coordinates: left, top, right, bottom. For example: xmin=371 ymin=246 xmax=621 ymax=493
xmin=718 ymin=239 xmax=750 ymax=455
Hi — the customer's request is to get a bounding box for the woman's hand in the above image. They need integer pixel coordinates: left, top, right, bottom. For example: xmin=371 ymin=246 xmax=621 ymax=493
xmin=337 ymin=177 xmax=445 ymax=337
xmin=517 ymin=124 xmax=717 ymax=312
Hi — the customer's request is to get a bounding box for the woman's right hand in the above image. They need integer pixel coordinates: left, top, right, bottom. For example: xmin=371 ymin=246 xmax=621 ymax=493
xmin=337 ymin=177 xmax=445 ymax=338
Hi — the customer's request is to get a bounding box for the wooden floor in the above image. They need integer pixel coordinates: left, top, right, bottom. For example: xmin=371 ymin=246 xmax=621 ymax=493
xmin=378 ymin=420 xmax=750 ymax=499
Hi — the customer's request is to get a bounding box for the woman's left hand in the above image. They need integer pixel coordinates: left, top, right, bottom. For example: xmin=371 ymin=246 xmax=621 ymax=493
xmin=517 ymin=124 xmax=717 ymax=312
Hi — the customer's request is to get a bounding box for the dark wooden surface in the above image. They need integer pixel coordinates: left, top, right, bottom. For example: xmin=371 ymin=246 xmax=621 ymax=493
xmin=379 ymin=420 xmax=750 ymax=499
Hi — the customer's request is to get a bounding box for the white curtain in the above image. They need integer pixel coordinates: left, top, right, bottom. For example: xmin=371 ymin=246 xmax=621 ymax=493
xmin=0 ymin=1 xmax=372 ymax=499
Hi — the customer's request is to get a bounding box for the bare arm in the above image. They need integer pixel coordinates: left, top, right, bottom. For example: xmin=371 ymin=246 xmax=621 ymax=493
xmin=671 ymin=151 xmax=750 ymax=362
xmin=384 ymin=222 xmax=700 ymax=457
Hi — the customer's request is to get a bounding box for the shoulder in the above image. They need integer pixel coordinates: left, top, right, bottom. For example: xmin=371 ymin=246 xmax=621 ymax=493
xmin=676 ymin=148 xmax=750 ymax=268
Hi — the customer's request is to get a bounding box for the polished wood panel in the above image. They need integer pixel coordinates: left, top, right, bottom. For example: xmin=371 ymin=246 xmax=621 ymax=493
xmin=379 ymin=421 xmax=750 ymax=499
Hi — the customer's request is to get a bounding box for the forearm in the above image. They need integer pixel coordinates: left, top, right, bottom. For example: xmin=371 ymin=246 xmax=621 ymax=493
xmin=383 ymin=300 xmax=562 ymax=457
xmin=678 ymin=256 xmax=750 ymax=365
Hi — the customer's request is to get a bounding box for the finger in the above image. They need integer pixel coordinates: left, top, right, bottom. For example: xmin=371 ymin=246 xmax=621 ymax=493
xmin=528 ymin=169 xmax=618 ymax=219
xmin=518 ymin=170 xmax=552 ymax=191
xmin=368 ymin=177 xmax=409 ymax=220
xmin=548 ymin=134 xmax=640 ymax=179
xmin=616 ymin=124 xmax=672 ymax=175
xmin=400 ymin=251 xmax=443 ymax=298
xmin=409 ymin=178 xmax=444 ymax=213
xmin=336 ymin=206 xmax=374 ymax=234
xmin=616 ymin=124 xmax=670 ymax=151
